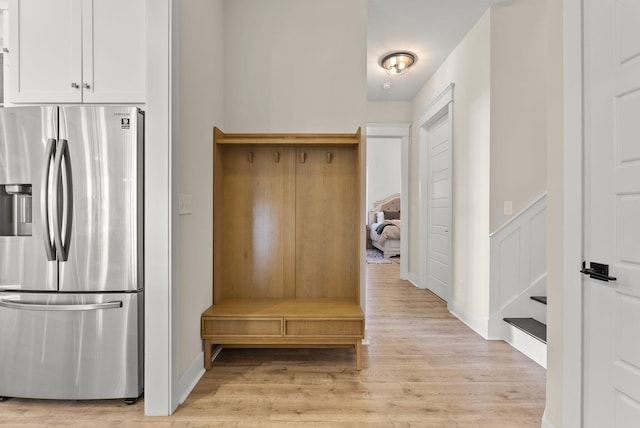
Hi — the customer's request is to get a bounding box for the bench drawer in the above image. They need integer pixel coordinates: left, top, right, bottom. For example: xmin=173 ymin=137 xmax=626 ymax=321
xmin=284 ymin=319 xmax=363 ymax=337
xmin=203 ymin=318 xmax=282 ymax=336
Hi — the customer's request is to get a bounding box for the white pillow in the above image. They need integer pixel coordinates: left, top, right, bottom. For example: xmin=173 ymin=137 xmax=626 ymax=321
xmin=375 ymin=211 xmax=384 ymax=224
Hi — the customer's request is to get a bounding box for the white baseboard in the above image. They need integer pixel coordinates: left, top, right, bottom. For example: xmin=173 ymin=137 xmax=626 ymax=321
xmin=541 ymin=409 xmax=555 ymax=428
xmin=177 ymin=351 xmax=206 ymax=405
xmin=407 ymin=272 xmax=420 ymax=288
xmin=362 ymin=327 xmax=370 ymax=346
xmin=448 ymin=300 xmax=489 ymax=339
xmin=504 ymin=323 xmax=547 ymax=368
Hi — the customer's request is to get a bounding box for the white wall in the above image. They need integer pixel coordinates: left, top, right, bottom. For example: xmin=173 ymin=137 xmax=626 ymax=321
xmin=367 ymin=101 xmax=412 ymax=123
xmin=367 ymin=137 xmax=401 ymax=214
xmin=223 ymin=0 xmax=367 ymax=134
xmin=489 ymin=0 xmax=547 ymax=232
xmin=545 ymin=0 xmax=563 ymax=424
xmin=410 ymin=10 xmax=492 ymax=321
xmin=178 ymin=0 xmax=224 ymax=377
xmin=407 ymin=0 xmax=550 ymax=331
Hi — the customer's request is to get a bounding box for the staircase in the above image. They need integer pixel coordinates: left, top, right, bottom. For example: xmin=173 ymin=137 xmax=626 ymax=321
xmin=503 ymin=295 xmax=547 ymax=367
xmin=488 ymin=194 xmax=547 ymax=367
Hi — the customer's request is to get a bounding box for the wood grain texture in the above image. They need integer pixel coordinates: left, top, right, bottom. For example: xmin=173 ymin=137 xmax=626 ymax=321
xmin=221 ymin=145 xmax=289 ymax=298
xmin=201 ymin=298 xmax=364 ymax=369
xmin=214 ymin=128 xmax=361 ymax=147
xmin=212 ymin=128 xmax=225 ymax=304
xmin=202 ymin=298 xmax=363 ymax=317
xmin=0 ymin=264 xmax=545 ymax=427
xmin=295 ymin=146 xmax=358 ymax=298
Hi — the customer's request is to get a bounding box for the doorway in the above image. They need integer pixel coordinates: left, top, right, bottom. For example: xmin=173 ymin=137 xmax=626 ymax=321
xmin=365 ymin=124 xmax=410 ymax=279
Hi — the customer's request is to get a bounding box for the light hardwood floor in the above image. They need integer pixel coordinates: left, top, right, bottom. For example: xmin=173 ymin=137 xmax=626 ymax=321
xmin=0 ymin=264 xmax=545 ymax=427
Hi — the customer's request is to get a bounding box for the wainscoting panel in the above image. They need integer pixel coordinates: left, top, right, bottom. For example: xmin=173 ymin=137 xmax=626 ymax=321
xmin=488 ymin=194 xmax=547 ymax=339
xmin=497 ymin=228 xmax=522 ymax=309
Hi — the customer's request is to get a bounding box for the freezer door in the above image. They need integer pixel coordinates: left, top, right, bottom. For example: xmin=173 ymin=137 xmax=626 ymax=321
xmin=57 ymin=106 xmax=143 ymax=292
xmin=0 ymin=291 xmax=143 ymax=400
xmin=0 ymin=106 xmax=57 ymax=291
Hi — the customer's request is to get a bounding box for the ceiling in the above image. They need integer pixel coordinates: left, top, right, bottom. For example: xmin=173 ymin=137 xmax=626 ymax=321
xmin=368 ymin=0 xmax=507 ymax=102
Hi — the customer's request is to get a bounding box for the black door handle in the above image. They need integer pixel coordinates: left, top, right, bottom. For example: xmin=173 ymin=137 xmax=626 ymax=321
xmin=581 ymin=261 xmax=617 ymax=282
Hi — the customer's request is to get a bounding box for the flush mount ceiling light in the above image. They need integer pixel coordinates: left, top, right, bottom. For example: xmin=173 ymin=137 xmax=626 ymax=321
xmin=378 ymin=51 xmax=417 ymax=76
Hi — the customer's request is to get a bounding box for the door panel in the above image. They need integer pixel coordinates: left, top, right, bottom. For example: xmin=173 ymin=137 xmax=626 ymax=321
xmin=57 ymin=106 xmax=142 ymax=292
xmin=0 ymin=107 xmax=57 ymax=291
xmin=82 ymin=0 xmax=146 ymax=103
xmin=0 ymin=291 xmax=143 ymax=400
xmin=584 ymin=0 xmax=640 ymax=425
xmin=616 ymin=392 xmax=640 ymax=428
xmin=9 ymin=0 xmax=82 ymax=103
xmin=426 ymin=113 xmax=451 ymax=301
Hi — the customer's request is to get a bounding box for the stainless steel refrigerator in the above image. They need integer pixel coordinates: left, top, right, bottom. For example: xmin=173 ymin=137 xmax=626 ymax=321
xmin=0 ymin=106 xmax=144 ymax=402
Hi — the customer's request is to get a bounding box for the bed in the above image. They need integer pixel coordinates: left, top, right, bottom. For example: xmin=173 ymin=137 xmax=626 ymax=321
xmin=368 ymin=193 xmax=401 ymax=258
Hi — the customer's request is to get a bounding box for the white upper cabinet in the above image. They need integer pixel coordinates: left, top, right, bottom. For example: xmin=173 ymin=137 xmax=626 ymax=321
xmin=81 ymin=0 xmax=145 ymax=103
xmin=9 ymin=0 xmax=81 ymax=103
xmin=9 ymin=0 xmax=144 ymax=104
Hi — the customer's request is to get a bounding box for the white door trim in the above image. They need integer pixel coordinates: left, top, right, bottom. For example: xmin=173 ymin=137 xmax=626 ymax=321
xmin=366 ymin=123 xmax=410 ymax=280
xmin=563 ymin=0 xmax=584 ymax=426
xmin=144 ymin=0 xmax=179 ymax=416
xmin=418 ymin=83 xmax=454 ymax=301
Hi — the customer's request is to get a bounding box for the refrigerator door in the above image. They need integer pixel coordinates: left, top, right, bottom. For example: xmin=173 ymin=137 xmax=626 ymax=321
xmin=57 ymin=106 xmax=143 ymax=292
xmin=0 ymin=291 xmax=143 ymax=400
xmin=0 ymin=106 xmax=58 ymax=291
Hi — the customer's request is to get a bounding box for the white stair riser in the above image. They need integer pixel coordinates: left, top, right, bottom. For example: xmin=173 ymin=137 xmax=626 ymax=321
xmin=505 ymin=323 xmax=546 ymax=368
xmin=531 ymin=299 xmax=547 ymax=324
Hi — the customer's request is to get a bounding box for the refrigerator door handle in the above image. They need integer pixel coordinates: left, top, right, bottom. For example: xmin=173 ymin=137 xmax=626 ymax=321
xmin=40 ymin=138 xmax=56 ymax=261
xmin=0 ymin=299 xmax=123 ymax=312
xmin=52 ymin=139 xmax=73 ymax=262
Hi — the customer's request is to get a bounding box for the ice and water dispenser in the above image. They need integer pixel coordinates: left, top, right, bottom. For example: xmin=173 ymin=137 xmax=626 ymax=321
xmin=0 ymin=184 xmax=32 ymax=236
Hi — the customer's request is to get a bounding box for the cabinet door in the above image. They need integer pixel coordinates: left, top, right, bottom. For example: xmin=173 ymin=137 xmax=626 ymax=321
xmin=82 ymin=0 xmax=145 ymax=103
xmin=9 ymin=0 xmax=82 ymax=103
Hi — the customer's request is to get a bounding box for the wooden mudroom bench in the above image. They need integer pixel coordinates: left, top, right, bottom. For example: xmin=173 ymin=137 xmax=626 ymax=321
xmin=202 ymin=128 xmax=364 ymax=370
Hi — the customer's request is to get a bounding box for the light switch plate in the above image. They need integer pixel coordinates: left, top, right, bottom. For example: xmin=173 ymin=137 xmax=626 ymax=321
xmin=179 ymin=193 xmax=193 ymax=215
xmin=504 ymin=200 xmax=513 ymax=216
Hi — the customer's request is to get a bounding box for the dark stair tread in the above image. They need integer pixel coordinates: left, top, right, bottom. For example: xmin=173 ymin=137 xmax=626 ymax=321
xmin=504 ymin=317 xmax=547 ymax=343
xmin=531 ymin=296 xmax=547 ymax=305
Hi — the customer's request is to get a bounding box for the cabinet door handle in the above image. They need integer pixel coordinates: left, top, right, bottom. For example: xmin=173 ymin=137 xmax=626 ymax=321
xmin=71 ymin=82 xmax=79 ymax=89
xmin=83 ymin=83 xmax=91 ymax=89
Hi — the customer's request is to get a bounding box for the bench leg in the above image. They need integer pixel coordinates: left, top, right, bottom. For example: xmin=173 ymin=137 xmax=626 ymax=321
xmin=355 ymin=340 xmax=362 ymax=371
xmin=204 ymin=340 xmax=212 ymax=370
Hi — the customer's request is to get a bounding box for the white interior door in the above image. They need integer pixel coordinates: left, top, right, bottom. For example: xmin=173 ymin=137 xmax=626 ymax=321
xmin=583 ymin=0 xmax=640 ymax=425
xmin=425 ymin=111 xmax=451 ymax=302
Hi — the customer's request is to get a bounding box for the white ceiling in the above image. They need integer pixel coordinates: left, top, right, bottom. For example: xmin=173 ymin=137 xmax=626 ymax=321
xmin=368 ymin=0 xmax=507 ymax=102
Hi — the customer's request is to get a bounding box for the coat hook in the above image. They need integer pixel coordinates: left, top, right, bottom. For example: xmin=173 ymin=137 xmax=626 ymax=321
xmin=326 ymin=152 xmax=333 ymax=163
xmin=274 ymin=151 xmax=280 ymax=163
xmin=300 ymin=152 xmax=306 ymax=163
xmin=248 ymin=152 xmax=253 ymax=163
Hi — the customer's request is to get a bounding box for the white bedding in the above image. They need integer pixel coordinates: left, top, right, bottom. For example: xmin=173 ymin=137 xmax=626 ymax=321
xmin=368 ymin=194 xmax=401 ymax=258
xmin=370 ymin=220 xmax=401 ymax=245
xmin=370 ymin=222 xmax=384 ymax=241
